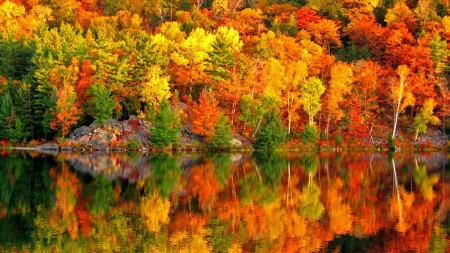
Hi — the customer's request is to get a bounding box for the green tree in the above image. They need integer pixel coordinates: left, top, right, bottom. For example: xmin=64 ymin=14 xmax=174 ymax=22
xmin=87 ymin=83 xmax=118 ymax=125
xmin=148 ymin=153 xmax=182 ymax=199
xmin=205 ymin=26 xmax=242 ymax=82
xmin=301 ymin=124 xmax=318 ymax=144
xmin=0 ymin=35 xmax=33 ymax=80
xmin=429 ymin=35 xmax=450 ymax=75
xmin=0 ymin=91 xmax=13 ymax=139
xmin=208 ymin=114 xmax=233 ymax=149
xmin=151 ymin=100 xmax=181 ymax=148
xmin=255 ymin=110 xmax=287 ymax=150
xmin=7 ymin=116 xmax=30 ymax=143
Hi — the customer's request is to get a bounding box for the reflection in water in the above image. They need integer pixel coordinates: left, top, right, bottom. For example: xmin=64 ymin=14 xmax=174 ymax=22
xmin=0 ymin=151 xmax=449 ymax=252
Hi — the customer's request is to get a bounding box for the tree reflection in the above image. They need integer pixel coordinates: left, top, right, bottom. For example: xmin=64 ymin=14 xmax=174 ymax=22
xmin=148 ymin=153 xmax=181 ymax=199
xmin=413 ymin=157 xmax=439 ymax=202
xmin=0 ymin=151 xmax=449 ymax=252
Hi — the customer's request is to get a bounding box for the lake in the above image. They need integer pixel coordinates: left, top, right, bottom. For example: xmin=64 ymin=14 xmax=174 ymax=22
xmin=0 ymin=151 xmax=449 ymax=252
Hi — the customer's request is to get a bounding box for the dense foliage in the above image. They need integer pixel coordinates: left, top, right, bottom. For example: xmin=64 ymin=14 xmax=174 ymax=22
xmin=0 ymin=0 xmax=449 ymax=146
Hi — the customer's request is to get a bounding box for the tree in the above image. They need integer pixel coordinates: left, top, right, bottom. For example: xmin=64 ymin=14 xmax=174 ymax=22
xmin=255 ymin=110 xmax=287 ymax=150
xmin=300 ymin=77 xmax=325 ymax=126
xmin=390 ymin=65 xmax=415 ymax=140
xmin=171 ymin=27 xmax=215 ymax=95
xmin=151 ymin=100 xmax=181 ymax=148
xmin=188 ymin=89 xmax=221 ymax=140
xmin=306 ymin=19 xmax=341 ymax=54
xmin=205 ymin=26 xmax=242 ymax=83
xmin=140 ymin=65 xmax=172 ymax=107
xmin=7 ymin=116 xmax=30 ymax=143
xmin=324 ymin=62 xmax=353 ymax=139
xmin=50 ymin=83 xmax=81 ymax=137
xmin=86 ymin=84 xmax=118 ymax=125
xmin=283 ymin=60 xmax=307 ymax=134
xmin=208 ymin=114 xmax=233 ymax=149
xmin=413 ymin=98 xmax=440 ymax=141
xmin=0 ymin=92 xmax=13 ymax=139
xmin=429 ymin=35 xmax=450 ymax=75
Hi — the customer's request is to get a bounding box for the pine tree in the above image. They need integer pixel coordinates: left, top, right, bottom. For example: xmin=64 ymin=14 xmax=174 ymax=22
xmin=208 ymin=114 xmax=232 ymax=148
xmin=7 ymin=117 xmax=30 ymax=142
xmin=86 ymin=83 xmax=118 ymax=125
xmin=151 ymin=100 xmax=181 ymax=148
xmin=0 ymin=91 xmax=13 ymax=139
xmin=255 ymin=110 xmax=287 ymax=150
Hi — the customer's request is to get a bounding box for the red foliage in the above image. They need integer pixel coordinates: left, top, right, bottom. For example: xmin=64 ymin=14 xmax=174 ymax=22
xmin=0 ymin=140 xmax=9 ymax=147
xmin=75 ymin=60 xmax=95 ymax=108
xmin=296 ymin=7 xmax=323 ymax=29
xmin=347 ymin=100 xmax=369 ymax=138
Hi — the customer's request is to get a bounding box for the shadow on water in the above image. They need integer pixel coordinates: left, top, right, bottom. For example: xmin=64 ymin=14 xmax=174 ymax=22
xmin=0 ymin=151 xmax=449 ymax=252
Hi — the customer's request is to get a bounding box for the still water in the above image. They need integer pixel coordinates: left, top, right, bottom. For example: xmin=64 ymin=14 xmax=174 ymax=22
xmin=0 ymin=151 xmax=449 ymax=252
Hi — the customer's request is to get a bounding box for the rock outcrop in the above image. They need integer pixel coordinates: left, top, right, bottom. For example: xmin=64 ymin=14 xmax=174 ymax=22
xmin=67 ymin=117 xmax=152 ymax=150
xmin=64 ymin=116 xmax=252 ymax=150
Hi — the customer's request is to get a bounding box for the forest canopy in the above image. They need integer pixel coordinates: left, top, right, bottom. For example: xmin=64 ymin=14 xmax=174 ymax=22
xmin=0 ymin=0 xmax=449 ymax=147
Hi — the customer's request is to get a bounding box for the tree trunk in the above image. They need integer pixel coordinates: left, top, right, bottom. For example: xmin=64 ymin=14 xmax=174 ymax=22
xmin=326 ymin=114 xmax=331 ymax=140
xmin=392 ymin=110 xmax=400 ymax=140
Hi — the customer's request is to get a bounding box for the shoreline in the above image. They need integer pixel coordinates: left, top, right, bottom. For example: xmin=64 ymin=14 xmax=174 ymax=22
xmin=4 ymin=144 xmax=449 ymax=153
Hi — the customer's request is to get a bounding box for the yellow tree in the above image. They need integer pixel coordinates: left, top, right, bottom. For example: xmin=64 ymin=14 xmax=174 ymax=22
xmin=413 ymin=98 xmax=440 ymax=141
xmin=284 ymin=60 xmax=308 ymax=134
xmin=139 ymin=65 xmax=171 ymax=108
xmin=0 ymin=1 xmax=25 ymax=38
xmin=390 ymin=65 xmax=415 ymax=140
xmin=171 ymin=27 xmax=215 ymax=95
xmin=300 ymin=77 xmax=325 ymax=126
xmin=324 ymin=62 xmax=353 ymax=139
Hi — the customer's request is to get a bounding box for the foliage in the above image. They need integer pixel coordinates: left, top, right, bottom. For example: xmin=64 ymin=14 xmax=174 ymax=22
xmin=0 ymin=0 xmax=448 ymax=149
xmin=301 ymin=125 xmax=318 ymax=144
xmin=413 ymin=98 xmax=440 ymax=141
xmin=207 ymin=114 xmax=233 ymax=149
xmin=255 ymin=111 xmax=287 ymax=150
xmin=86 ymin=84 xmax=118 ymax=125
xmin=151 ymin=100 xmax=181 ymax=148
xmin=188 ymin=89 xmax=220 ymax=140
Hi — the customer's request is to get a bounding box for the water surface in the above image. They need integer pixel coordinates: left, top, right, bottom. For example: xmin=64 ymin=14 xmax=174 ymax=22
xmin=0 ymin=151 xmax=449 ymax=252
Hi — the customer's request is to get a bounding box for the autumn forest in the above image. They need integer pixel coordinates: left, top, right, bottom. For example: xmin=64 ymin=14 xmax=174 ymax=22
xmin=0 ymin=0 xmax=450 ymax=148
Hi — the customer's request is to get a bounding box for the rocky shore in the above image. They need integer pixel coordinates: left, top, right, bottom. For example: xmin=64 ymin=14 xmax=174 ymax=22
xmin=33 ymin=116 xmax=253 ymax=152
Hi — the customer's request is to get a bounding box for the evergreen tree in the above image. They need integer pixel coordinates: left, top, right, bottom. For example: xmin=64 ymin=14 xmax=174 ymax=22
xmin=301 ymin=124 xmax=318 ymax=144
xmin=0 ymin=91 xmax=13 ymax=139
xmin=255 ymin=111 xmax=287 ymax=150
xmin=11 ymin=80 xmax=35 ymax=139
xmin=86 ymin=83 xmax=118 ymax=125
xmin=7 ymin=117 xmax=30 ymax=143
xmin=151 ymin=100 xmax=181 ymax=148
xmin=208 ymin=114 xmax=233 ymax=148
xmin=0 ymin=36 xmax=33 ymax=80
